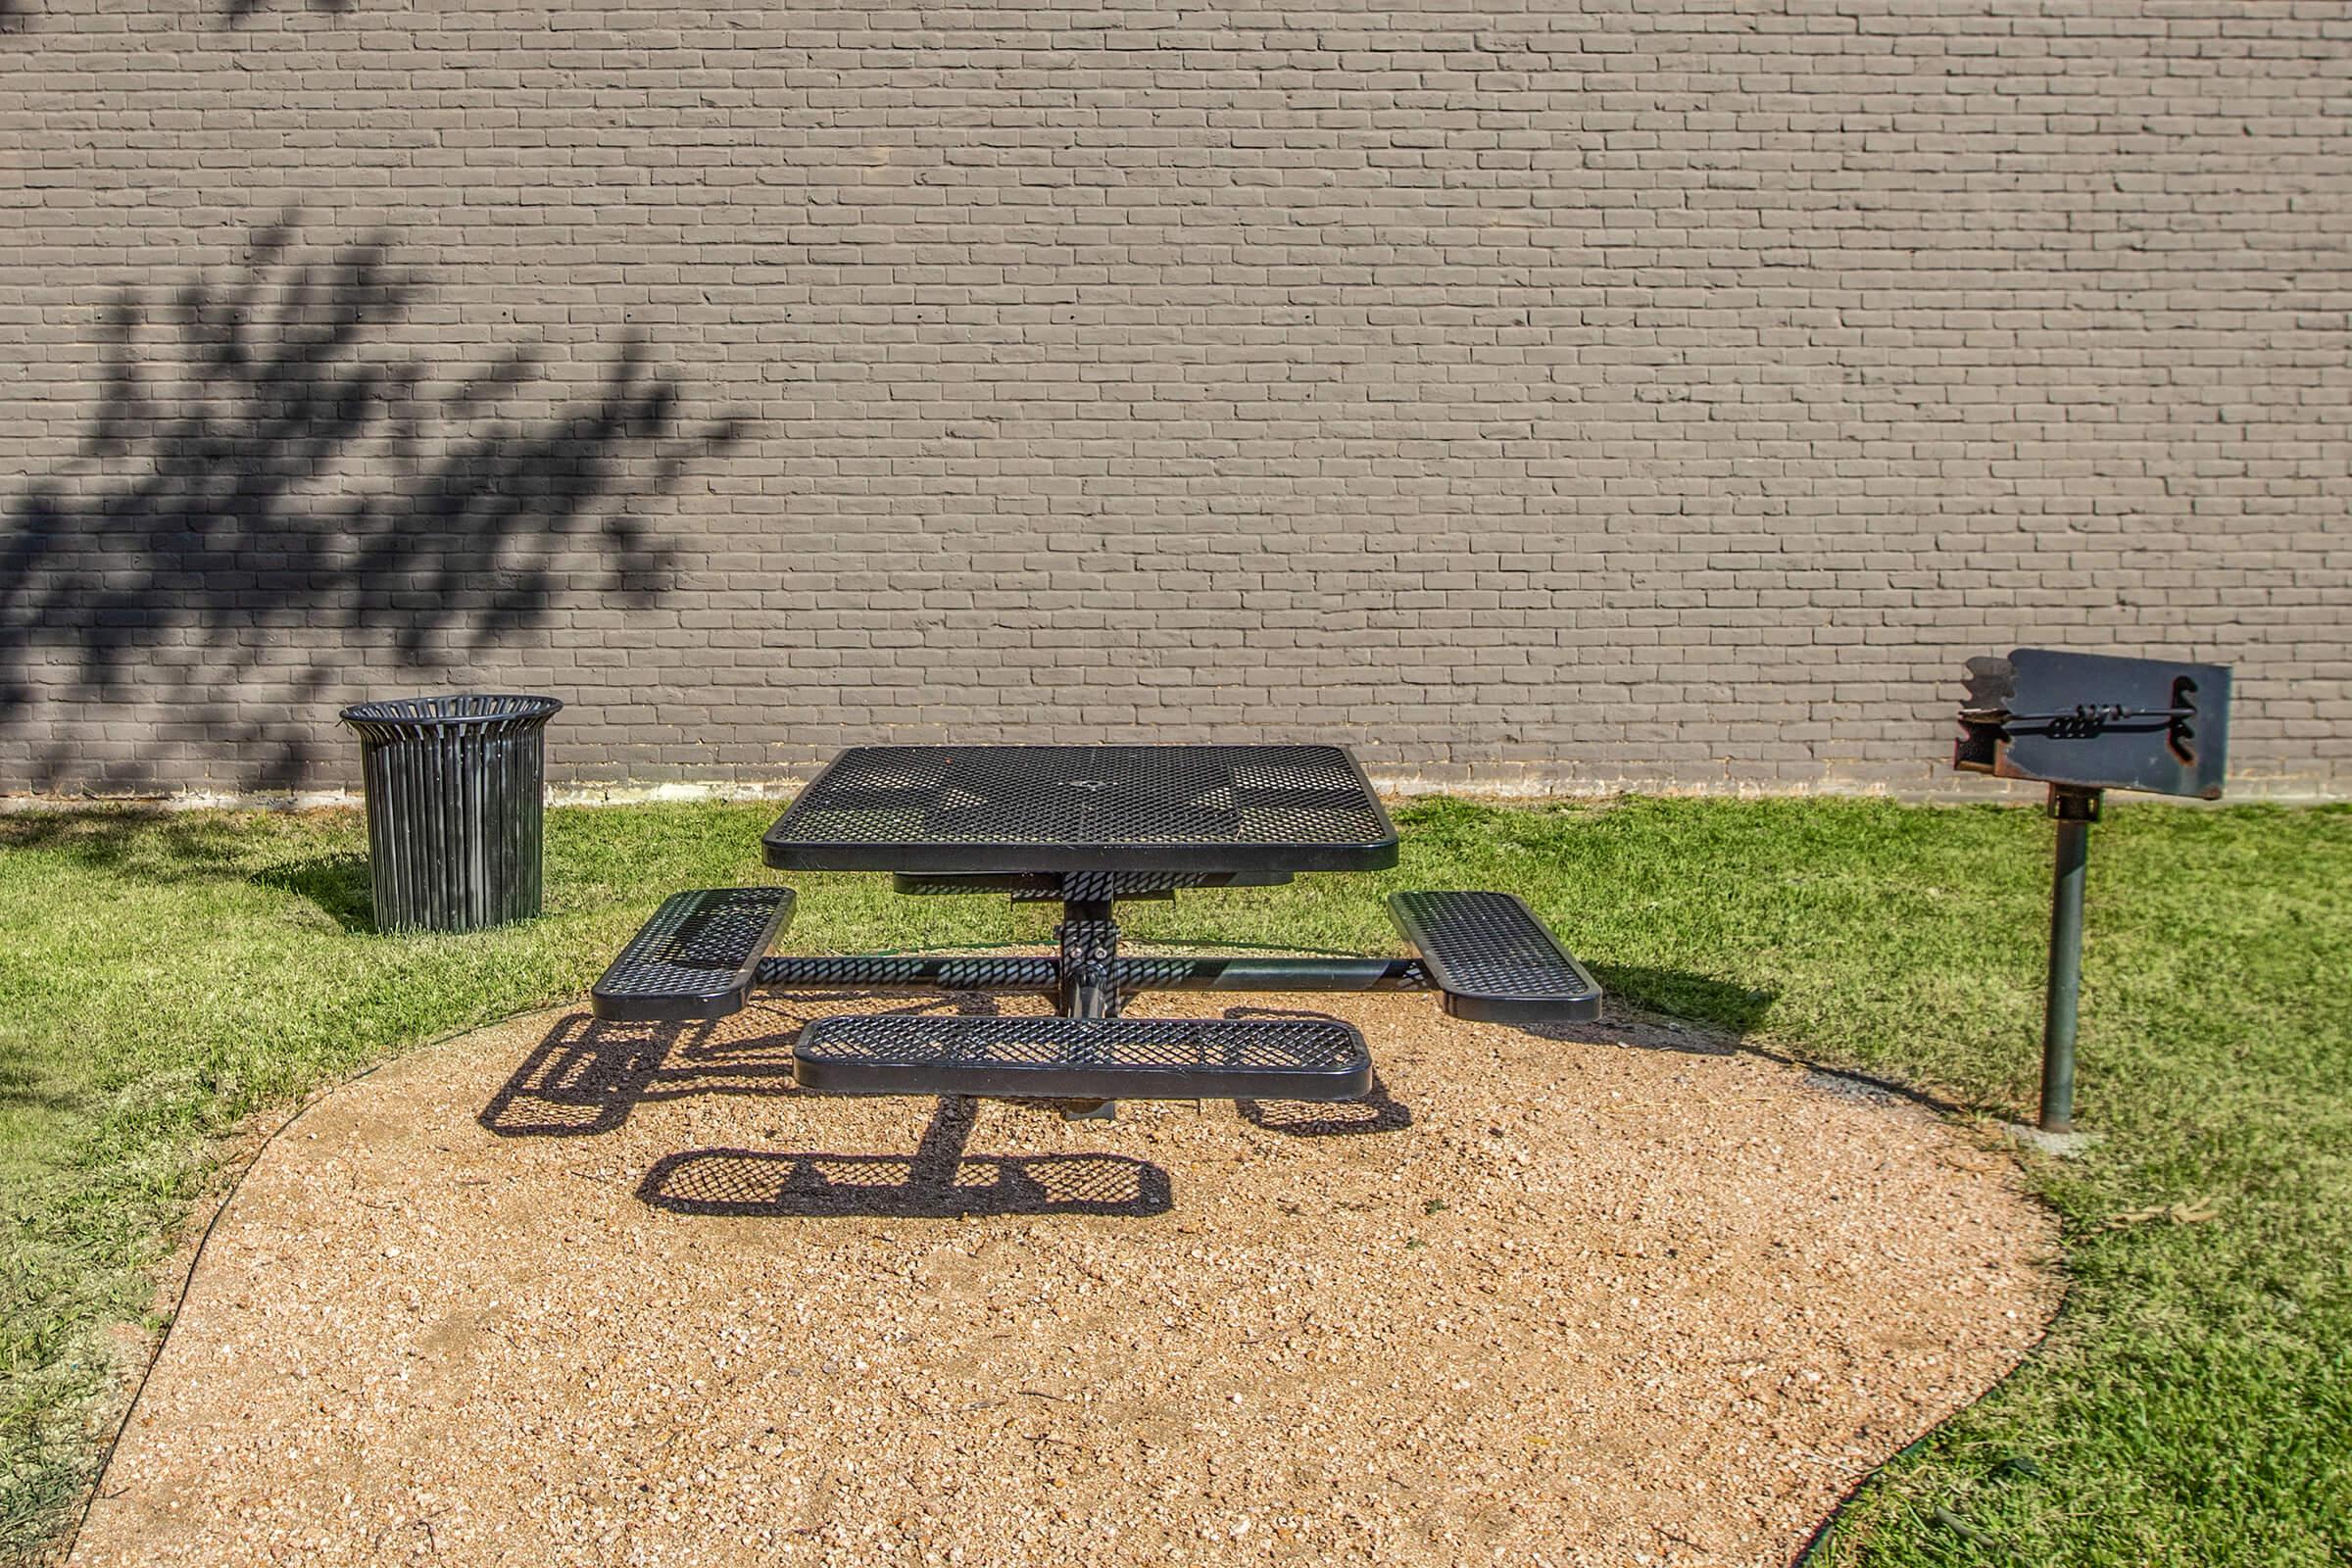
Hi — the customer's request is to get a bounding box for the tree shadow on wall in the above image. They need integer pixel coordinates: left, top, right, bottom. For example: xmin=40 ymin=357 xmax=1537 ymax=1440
xmin=226 ymin=0 xmax=353 ymax=20
xmin=0 ymin=218 xmax=744 ymax=792
xmin=0 ymin=0 xmax=361 ymax=28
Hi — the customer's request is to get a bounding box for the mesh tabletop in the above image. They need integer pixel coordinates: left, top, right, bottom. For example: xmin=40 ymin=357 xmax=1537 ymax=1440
xmin=762 ymin=745 xmax=1398 ymax=874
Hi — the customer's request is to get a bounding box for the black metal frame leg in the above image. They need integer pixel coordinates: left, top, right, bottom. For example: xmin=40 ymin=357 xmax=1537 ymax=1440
xmin=1056 ymin=897 xmax=1121 ymax=1118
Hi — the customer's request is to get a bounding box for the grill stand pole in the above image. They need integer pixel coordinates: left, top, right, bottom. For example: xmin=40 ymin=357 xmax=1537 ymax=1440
xmin=2040 ymin=784 xmax=2102 ymax=1134
xmin=1056 ymin=897 xmax=1121 ymax=1120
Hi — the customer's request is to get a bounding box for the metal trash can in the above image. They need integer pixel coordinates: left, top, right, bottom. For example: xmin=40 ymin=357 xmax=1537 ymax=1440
xmin=338 ymin=694 xmax=563 ymax=934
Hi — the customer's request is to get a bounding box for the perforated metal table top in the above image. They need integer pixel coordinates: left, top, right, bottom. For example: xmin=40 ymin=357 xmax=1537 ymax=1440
xmin=762 ymin=745 xmax=1398 ymax=875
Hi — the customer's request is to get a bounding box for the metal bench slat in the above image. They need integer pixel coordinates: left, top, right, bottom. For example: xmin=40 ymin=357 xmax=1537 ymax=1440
xmin=793 ymin=1014 xmax=1371 ymax=1102
xmin=591 ymin=886 xmax=797 ymax=1022
xmin=891 ymin=870 xmax=1296 ymax=902
xmin=1388 ymin=891 xmax=1602 ymax=1024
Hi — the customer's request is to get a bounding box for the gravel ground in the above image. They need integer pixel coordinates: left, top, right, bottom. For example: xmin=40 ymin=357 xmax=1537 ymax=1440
xmin=73 ymin=988 xmax=2057 ymax=1568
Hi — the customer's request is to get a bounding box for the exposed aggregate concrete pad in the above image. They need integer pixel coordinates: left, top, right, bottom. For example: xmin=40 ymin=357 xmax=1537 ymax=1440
xmin=74 ymin=991 xmax=2057 ymax=1568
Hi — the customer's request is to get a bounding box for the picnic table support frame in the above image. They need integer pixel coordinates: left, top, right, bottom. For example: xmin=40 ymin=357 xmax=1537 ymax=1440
xmin=750 ymin=954 xmax=1434 ymax=998
xmin=1055 ymin=899 xmax=1123 ymax=1118
xmin=1057 ymin=899 xmax=1120 ymax=1018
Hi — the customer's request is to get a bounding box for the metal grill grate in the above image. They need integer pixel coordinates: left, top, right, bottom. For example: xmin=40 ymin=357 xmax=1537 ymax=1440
xmin=793 ymin=1013 xmax=1371 ymax=1101
xmin=763 ymin=745 xmax=1397 ymax=874
xmin=591 ymin=886 xmax=797 ymax=1022
xmin=1388 ymin=891 xmax=1602 ymax=1025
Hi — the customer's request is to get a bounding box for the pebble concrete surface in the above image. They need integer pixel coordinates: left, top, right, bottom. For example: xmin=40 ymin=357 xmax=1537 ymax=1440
xmin=73 ymin=990 xmax=2058 ymax=1568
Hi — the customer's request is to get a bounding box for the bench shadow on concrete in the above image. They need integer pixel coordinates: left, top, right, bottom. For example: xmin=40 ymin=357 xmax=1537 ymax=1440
xmin=478 ymin=1003 xmax=1178 ymax=1219
xmin=1238 ymin=1072 xmax=1411 ymax=1137
xmin=638 ymin=1095 xmax=1174 ymax=1220
xmin=1557 ymin=966 xmax=1967 ymax=1116
xmin=477 ymin=997 xmax=997 ymax=1141
xmin=1521 ymin=964 xmax=1780 ymax=1056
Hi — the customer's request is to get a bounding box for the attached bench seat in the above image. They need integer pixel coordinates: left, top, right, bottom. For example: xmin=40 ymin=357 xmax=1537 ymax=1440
xmin=1388 ymin=890 xmax=1602 ymax=1024
xmin=591 ymin=886 xmax=797 ymax=1022
xmin=792 ymin=1013 xmax=1371 ymax=1102
xmin=590 ymin=885 xmax=1599 ymax=1034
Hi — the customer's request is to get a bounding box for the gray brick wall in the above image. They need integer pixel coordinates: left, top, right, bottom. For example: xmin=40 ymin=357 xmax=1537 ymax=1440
xmin=2 ymin=0 xmax=2347 ymax=798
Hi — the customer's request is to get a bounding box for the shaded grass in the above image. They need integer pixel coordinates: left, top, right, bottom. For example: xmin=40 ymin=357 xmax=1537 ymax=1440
xmin=0 ymin=797 xmax=2345 ymax=1564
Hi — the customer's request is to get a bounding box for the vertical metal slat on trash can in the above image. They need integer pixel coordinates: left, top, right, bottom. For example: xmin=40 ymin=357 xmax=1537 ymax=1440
xmin=338 ymin=694 xmax=562 ymax=934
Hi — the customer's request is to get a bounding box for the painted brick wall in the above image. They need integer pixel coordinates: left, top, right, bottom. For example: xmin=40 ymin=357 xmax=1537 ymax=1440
xmin=2 ymin=0 xmax=2346 ymax=797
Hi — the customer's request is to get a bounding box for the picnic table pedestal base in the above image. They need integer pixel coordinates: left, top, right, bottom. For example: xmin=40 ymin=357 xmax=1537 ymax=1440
xmin=1055 ymin=899 xmax=1124 ymax=1116
xmin=1056 ymin=902 xmax=1121 ymax=1019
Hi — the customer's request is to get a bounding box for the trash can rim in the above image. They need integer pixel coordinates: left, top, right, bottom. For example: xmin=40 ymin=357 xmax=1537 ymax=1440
xmin=338 ymin=694 xmax=564 ymax=728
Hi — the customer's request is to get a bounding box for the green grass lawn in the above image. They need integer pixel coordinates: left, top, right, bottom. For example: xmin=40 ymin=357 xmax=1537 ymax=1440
xmin=1 ymin=797 xmax=2345 ymax=1564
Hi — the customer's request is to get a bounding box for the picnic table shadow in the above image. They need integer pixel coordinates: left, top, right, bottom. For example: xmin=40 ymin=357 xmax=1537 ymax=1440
xmin=478 ymin=1001 xmax=1175 ymax=1219
xmin=476 ymin=999 xmax=967 ymax=1141
xmin=482 ymin=994 xmax=1417 ymax=1133
xmin=638 ymin=1095 xmax=1174 ymax=1220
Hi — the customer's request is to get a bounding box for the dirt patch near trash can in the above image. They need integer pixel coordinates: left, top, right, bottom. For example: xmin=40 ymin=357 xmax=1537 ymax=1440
xmin=73 ymin=991 xmax=2058 ymax=1568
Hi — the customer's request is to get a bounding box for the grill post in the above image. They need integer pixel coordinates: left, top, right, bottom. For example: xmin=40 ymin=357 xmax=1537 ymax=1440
xmin=2039 ymin=784 xmax=2101 ymax=1133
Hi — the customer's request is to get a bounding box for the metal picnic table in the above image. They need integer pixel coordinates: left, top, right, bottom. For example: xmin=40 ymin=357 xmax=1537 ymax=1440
xmin=592 ymin=744 xmax=1600 ymax=1117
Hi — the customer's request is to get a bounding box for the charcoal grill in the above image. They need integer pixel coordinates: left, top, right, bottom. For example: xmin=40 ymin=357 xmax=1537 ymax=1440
xmin=1953 ymin=650 xmax=2232 ymax=1132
